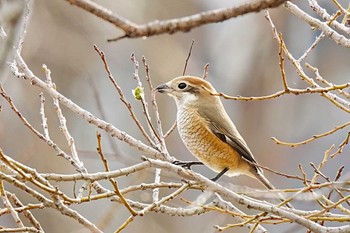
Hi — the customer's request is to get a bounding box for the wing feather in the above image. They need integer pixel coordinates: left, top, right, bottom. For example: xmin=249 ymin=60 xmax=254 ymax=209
xmin=209 ymin=123 xmax=257 ymax=164
xmin=198 ymin=104 xmax=258 ymax=165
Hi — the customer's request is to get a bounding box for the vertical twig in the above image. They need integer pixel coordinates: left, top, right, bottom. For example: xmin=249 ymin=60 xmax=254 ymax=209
xmin=42 ymin=65 xmax=84 ymax=170
xmin=202 ymin=63 xmax=209 ymax=79
xmin=182 ymin=40 xmax=195 ymax=75
xmin=94 ymin=45 xmax=156 ymax=148
xmin=164 ymin=40 xmax=196 ymax=138
xmin=130 ymin=54 xmax=162 ymax=145
xmin=39 ymin=93 xmax=50 ymax=140
xmin=87 ymin=76 xmax=122 ymax=156
xmin=0 ymin=181 xmax=25 ymax=228
xmin=141 ymin=56 xmax=173 ymax=201
xmin=96 ymin=133 xmax=137 ymax=216
xmin=277 ymin=33 xmax=288 ymax=92
xmin=6 ymin=192 xmax=44 ymax=231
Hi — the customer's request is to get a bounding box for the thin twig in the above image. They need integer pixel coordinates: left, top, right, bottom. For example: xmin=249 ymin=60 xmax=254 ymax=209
xmin=6 ymin=192 xmax=44 ymax=231
xmin=130 ymin=53 xmax=161 ymax=144
xmin=96 ymin=133 xmax=137 ymax=216
xmin=0 ymin=181 xmax=25 ymax=228
xmin=278 ymin=33 xmax=288 ymax=91
xmin=43 ymin=65 xmax=81 ymax=167
xmin=298 ymin=32 xmax=325 ymax=62
xmin=0 ymin=85 xmax=85 ymax=172
xmin=39 ymin=93 xmax=50 ymax=139
xmin=137 ymin=183 xmax=190 ymax=216
xmin=330 ymin=131 xmax=350 ymax=158
xmin=202 ymin=63 xmax=209 ymax=79
xmin=87 ymin=76 xmax=122 ymax=155
xmin=271 ymin=121 xmax=350 ymax=147
xmin=308 ymin=65 xmax=350 ymax=99
xmin=94 ymin=45 xmax=156 ymax=148
xmin=182 ymin=40 xmax=194 ymax=75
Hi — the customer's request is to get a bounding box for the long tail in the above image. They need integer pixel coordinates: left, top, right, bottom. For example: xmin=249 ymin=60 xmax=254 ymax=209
xmin=254 ymin=170 xmax=293 ymax=208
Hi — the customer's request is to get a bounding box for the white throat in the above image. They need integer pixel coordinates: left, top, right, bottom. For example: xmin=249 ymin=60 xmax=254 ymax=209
xmin=174 ymin=92 xmax=198 ymax=108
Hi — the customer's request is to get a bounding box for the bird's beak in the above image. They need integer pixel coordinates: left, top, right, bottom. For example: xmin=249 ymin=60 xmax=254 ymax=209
xmin=155 ymin=83 xmax=172 ymax=93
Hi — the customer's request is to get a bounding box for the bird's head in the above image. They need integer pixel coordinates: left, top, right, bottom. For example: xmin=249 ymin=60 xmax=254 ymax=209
xmin=155 ymin=76 xmax=218 ymax=107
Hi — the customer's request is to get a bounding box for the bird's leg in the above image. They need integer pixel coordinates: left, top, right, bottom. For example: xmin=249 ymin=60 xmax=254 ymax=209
xmin=211 ymin=167 xmax=229 ymax=181
xmin=173 ymin=160 xmax=204 ymax=169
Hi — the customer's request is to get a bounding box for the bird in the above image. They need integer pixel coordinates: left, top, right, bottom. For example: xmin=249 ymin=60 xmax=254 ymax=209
xmin=156 ymin=76 xmax=292 ymax=207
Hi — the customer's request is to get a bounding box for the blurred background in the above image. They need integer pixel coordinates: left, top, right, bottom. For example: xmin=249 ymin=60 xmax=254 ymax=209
xmin=0 ymin=0 xmax=349 ymax=232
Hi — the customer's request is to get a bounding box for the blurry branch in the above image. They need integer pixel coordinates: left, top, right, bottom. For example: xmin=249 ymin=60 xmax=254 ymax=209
xmin=0 ymin=0 xmax=28 ymax=82
xmin=63 ymin=0 xmax=350 ymax=48
xmin=284 ymin=3 xmax=349 ymax=47
xmin=64 ymin=0 xmax=288 ymax=41
xmin=202 ymin=63 xmax=210 ymax=79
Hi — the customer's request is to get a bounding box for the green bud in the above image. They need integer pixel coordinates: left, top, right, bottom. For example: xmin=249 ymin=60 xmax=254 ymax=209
xmin=132 ymin=86 xmax=144 ymax=101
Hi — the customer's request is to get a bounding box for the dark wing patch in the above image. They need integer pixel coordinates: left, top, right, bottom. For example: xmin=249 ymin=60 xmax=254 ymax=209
xmin=209 ymin=124 xmax=258 ymax=165
xmin=214 ymin=132 xmax=226 ymax=142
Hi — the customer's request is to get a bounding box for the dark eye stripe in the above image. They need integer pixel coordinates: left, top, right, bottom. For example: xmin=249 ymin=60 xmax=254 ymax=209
xmin=187 ymin=86 xmax=200 ymax=93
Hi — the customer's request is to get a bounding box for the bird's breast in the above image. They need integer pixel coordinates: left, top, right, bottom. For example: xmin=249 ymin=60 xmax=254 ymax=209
xmin=177 ymin=107 xmax=247 ymax=176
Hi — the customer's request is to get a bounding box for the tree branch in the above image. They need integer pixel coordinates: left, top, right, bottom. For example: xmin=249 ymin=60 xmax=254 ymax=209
xmin=64 ymin=0 xmax=289 ymax=41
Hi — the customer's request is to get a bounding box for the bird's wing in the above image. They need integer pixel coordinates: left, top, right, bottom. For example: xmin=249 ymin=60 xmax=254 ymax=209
xmin=209 ymin=122 xmax=258 ymax=165
xmin=199 ymin=107 xmax=258 ymax=165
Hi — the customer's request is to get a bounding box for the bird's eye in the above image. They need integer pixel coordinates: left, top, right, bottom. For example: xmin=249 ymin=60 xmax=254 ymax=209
xmin=178 ymin=82 xmax=187 ymax=89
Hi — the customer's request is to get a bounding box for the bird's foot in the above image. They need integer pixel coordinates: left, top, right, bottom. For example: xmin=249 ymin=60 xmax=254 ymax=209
xmin=210 ymin=167 xmax=229 ymax=182
xmin=173 ymin=160 xmax=203 ymax=170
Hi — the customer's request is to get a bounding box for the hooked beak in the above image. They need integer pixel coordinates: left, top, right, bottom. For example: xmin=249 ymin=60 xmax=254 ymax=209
xmin=155 ymin=83 xmax=172 ymax=93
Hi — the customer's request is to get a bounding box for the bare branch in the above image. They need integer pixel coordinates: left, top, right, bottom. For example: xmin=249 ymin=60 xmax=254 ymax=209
xmin=271 ymin=121 xmax=350 ymax=147
xmin=96 ymin=133 xmax=137 ymax=216
xmin=285 ymin=1 xmax=350 ymax=47
xmin=94 ymin=45 xmax=157 ymax=149
xmin=182 ymin=40 xmax=195 ymax=76
xmin=10 ymin=52 xmax=171 ymax=162
xmin=64 ymin=0 xmax=288 ymax=41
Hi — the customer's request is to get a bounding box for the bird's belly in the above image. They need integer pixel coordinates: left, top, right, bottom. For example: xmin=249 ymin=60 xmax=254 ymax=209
xmin=177 ymin=110 xmax=248 ymax=176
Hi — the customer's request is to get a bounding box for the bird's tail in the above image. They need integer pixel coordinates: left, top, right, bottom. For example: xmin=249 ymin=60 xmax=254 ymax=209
xmin=254 ymin=169 xmax=293 ymax=208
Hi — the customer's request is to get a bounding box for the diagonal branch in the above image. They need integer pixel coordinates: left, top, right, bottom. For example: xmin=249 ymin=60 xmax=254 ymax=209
xmin=9 ymin=52 xmax=173 ymax=162
xmin=65 ymin=0 xmax=289 ymax=41
xmin=285 ymin=1 xmax=350 ymax=47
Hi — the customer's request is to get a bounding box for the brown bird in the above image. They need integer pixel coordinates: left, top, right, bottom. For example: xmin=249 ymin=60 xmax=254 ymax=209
xmin=156 ymin=76 xmax=291 ymax=207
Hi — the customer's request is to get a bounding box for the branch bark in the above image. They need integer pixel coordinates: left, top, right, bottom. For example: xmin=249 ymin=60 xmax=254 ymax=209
xmin=65 ymin=0 xmax=288 ymax=40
